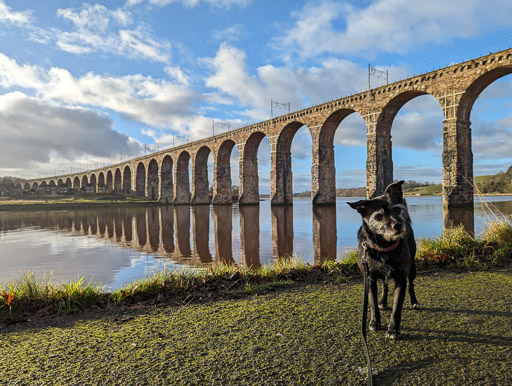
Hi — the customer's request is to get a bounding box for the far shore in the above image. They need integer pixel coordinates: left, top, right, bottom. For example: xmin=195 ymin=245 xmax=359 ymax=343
xmin=1 ymin=192 xmax=511 ymax=211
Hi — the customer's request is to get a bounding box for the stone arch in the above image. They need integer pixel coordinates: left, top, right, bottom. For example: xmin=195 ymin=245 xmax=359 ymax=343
xmin=73 ymin=177 xmax=80 ymax=191
xmin=123 ymin=166 xmax=132 ymax=194
xmin=32 ymin=182 xmax=39 ymax=191
xmin=62 ymin=178 xmax=71 ymax=194
xmin=89 ymin=174 xmax=97 ymax=193
xmin=81 ymin=175 xmax=88 ymax=192
xmin=367 ymin=90 xmax=440 ymax=198
xmin=239 ymin=131 xmax=267 ymax=205
xmin=376 ymin=91 xmax=430 ymax=134
xmin=313 ymin=109 xmax=363 ymax=205
xmin=49 ymin=180 xmax=56 ymax=187
xmin=449 ymin=65 xmax=512 ymax=206
xmin=174 ymin=151 xmax=191 ymax=204
xmin=136 ymin=162 xmax=146 ymax=197
xmin=457 ymin=66 xmax=512 ymax=121
xmin=192 ymin=146 xmax=211 ymax=204
xmin=160 ymin=155 xmax=173 ymax=203
xmin=98 ymin=172 xmax=105 ymax=193
xmin=23 ymin=182 xmax=30 ymax=191
xmin=147 ymin=159 xmax=159 ymax=200
xmin=114 ymin=168 xmax=122 ymax=193
xmin=106 ymin=170 xmax=113 ymax=193
xmin=273 ymin=121 xmax=312 ymax=205
xmin=213 ymin=140 xmax=236 ymax=205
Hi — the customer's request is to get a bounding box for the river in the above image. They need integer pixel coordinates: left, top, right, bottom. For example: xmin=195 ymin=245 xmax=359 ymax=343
xmin=0 ymin=195 xmax=510 ymax=289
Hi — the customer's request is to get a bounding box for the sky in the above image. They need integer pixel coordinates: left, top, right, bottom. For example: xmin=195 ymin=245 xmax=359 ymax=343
xmin=0 ymin=0 xmax=512 ymax=192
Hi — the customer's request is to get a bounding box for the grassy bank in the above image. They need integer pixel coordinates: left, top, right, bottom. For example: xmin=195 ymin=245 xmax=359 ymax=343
xmin=0 ymin=270 xmax=511 ymax=384
xmin=0 ymin=194 xmax=154 ymax=211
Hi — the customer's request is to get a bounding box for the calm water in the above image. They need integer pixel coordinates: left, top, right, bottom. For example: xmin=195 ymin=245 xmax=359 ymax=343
xmin=0 ymin=196 xmax=511 ymax=290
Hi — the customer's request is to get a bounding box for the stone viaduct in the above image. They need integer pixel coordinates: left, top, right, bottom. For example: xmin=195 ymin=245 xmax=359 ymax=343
xmin=24 ymin=48 xmax=512 ymax=207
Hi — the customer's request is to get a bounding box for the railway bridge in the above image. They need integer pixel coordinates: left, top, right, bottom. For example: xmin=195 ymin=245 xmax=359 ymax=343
xmin=23 ymin=48 xmax=512 ymax=207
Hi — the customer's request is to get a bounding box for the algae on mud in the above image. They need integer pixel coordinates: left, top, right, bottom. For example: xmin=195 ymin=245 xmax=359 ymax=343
xmin=0 ymin=270 xmax=511 ymax=385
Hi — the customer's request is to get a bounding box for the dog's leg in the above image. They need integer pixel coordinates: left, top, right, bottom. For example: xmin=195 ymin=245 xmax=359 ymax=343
xmin=379 ymin=280 xmax=388 ymax=310
xmin=369 ymin=278 xmax=382 ymax=331
xmin=408 ymin=262 xmax=420 ymax=309
xmin=386 ymin=278 xmax=407 ymax=339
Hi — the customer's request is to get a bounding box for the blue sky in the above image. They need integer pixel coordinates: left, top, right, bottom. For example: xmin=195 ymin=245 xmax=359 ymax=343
xmin=0 ymin=0 xmax=512 ymax=192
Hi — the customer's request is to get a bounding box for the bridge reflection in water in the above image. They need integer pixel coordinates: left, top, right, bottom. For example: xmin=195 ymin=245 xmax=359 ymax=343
xmin=0 ymin=200 xmax=483 ymax=271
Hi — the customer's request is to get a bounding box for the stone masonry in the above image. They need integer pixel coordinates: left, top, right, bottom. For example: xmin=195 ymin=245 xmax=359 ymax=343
xmin=26 ymin=49 xmax=512 ymax=207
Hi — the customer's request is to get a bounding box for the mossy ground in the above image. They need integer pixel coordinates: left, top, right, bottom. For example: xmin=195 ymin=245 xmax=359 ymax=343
xmin=1 ymin=270 xmax=510 ymax=385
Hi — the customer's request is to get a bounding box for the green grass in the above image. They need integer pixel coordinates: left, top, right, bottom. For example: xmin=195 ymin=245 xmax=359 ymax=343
xmin=0 ymin=258 xmax=346 ymax=323
xmin=417 ymin=215 xmax=512 ymax=267
xmin=404 ymin=184 xmax=443 ymax=195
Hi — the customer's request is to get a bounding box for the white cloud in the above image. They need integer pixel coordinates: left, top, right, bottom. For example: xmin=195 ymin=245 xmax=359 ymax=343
xmin=164 ymin=66 xmax=190 ymax=86
xmin=334 ymin=114 xmax=367 ymax=147
xmin=276 ymin=0 xmax=512 ymax=59
xmin=204 ymin=44 xmax=368 ymax=121
xmin=0 ymin=53 xmax=45 ymax=89
xmin=55 ymin=3 xmax=170 ymax=63
xmin=0 ymin=53 xmax=199 ymax=129
xmin=0 ymin=92 xmax=141 ymax=171
xmin=0 ymin=1 xmax=32 ymax=25
xmin=472 ymin=115 xmax=512 ymax=161
xmin=392 ymin=96 xmax=444 ymax=151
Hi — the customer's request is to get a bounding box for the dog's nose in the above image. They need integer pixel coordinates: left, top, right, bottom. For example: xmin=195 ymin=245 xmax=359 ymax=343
xmin=393 ymin=222 xmax=402 ymax=231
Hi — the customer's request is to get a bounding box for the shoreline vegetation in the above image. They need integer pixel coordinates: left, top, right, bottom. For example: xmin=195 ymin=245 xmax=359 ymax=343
xmin=1 ymin=216 xmax=511 ymax=324
xmin=1 ymin=190 xmax=511 ymax=212
xmin=0 ymin=193 xmax=156 ymax=211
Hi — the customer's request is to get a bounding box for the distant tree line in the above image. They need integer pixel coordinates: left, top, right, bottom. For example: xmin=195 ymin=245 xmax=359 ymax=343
xmin=476 ymin=166 xmax=512 ymax=194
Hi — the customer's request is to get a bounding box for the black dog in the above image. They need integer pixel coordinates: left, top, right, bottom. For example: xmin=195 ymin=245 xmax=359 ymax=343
xmin=348 ymin=180 xmax=419 ymax=339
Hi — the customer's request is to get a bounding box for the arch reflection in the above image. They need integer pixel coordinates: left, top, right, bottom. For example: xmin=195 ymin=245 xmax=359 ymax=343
xmin=312 ymin=206 xmax=337 ymax=264
xmin=443 ymin=205 xmax=475 ymax=236
xmin=161 ymin=206 xmax=174 ymax=253
xmin=271 ymin=206 xmax=293 ymax=260
xmin=174 ymin=205 xmax=191 ymax=257
xmin=192 ymin=206 xmax=212 ymax=263
xmin=239 ymin=205 xmax=261 ymax=267
xmin=213 ymin=205 xmax=234 ymax=264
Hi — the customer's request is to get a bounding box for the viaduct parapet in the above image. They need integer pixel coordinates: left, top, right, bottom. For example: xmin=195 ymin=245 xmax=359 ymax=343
xmin=23 ymin=48 xmax=512 ymax=207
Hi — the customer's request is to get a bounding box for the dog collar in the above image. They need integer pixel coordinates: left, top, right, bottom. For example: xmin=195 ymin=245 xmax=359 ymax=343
xmin=367 ymin=239 xmax=400 ymax=253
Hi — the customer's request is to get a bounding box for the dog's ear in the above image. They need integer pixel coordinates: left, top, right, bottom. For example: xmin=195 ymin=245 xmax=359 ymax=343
xmin=347 ymin=200 xmax=368 ymax=216
xmin=384 ymin=180 xmax=404 ymax=204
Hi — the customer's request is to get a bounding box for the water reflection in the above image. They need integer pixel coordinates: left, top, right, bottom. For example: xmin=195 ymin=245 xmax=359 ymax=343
xmin=0 ymin=196 xmax=511 ymax=288
xmin=312 ymin=206 xmax=337 ymax=264
xmin=192 ymin=206 xmax=212 ymax=264
xmin=214 ymin=206 xmax=234 ymax=265
xmin=174 ymin=205 xmax=191 ymax=258
xmin=239 ymin=205 xmax=260 ymax=267
xmin=444 ymin=205 xmax=475 ymax=236
xmin=271 ymin=206 xmax=293 ymax=261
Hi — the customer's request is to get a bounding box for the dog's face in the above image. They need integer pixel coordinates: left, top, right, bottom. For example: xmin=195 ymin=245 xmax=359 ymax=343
xmin=348 ymin=181 xmax=409 ymax=241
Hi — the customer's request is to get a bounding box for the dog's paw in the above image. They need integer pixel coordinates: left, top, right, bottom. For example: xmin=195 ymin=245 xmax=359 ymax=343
xmin=411 ymin=303 xmax=420 ymax=310
xmin=385 ymin=330 xmax=400 ymax=340
xmin=369 ymin=321 xmax=382 ymax=331
xmin=378 ymin=303 xmax=388 ymax=310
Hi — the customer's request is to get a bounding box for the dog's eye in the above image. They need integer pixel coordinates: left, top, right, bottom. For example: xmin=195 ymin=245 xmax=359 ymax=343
xmin=393 ymin=207 xmax=401 ymax=214
xmin=374 ymin=213 xmax=384 ymax=221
